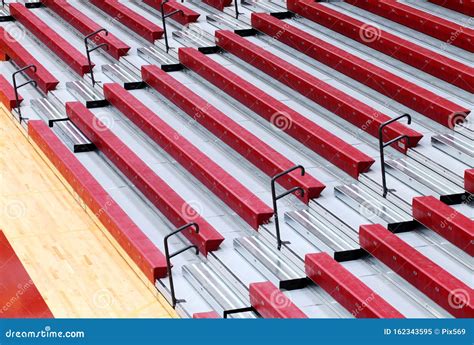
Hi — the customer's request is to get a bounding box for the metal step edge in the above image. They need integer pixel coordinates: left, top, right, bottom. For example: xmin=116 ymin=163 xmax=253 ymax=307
xmin=334 ymin=185 xmax=418 ymax=232
xmin=385 ymin=159 xmax=464 ymax=197
xmin=408 ymin=149 xmax=465 ymax=187
xmin=431 ymin=134 xmax=473 ymax=164
xmin=308 ymin=200 xmax=359 ymax=243
xmin=182 ymin=262 xmax=256 ymax=318
xmin=285 ymin=210 xmax=365 ymax=262
xmin=233 ymin=236 xmax=308 ymax=290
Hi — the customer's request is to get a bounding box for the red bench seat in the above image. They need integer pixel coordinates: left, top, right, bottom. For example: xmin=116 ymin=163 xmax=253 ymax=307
xmin=142 ymin=64 xmax=326 ymax=202
xmin=250 ymin=281 xmax=308 ymax=318
xmin=66 ymin=102 xmax=224 ymax=255
xmin=360 ymin=224 xmax=474 ymax=318
xmin=413 ymin=196 xmax=473 ymax=256
xmin=215 ymin=30 xmax=423 ymax=153
xmin=306 ymin=252 xmax=404 ymax=318
xmin=251 ymin=13 xmax=470 ymax=128
xmin=345 ymin=0 xmax=474 ymax=52
xmin=42 ymin=0 xmax=130 ymax=60
xmin=10 ymin=3 xmax=92 ymax=76
xmin=0 ymin=75 xmax=23 ymax=111
xmin=288 ymin=0 xmax=474 ymax=93
xmin=179 ymin=47 xmax=375 ymax=178
xmin=103 ymin=83 xmax=273 ymax=229
xmin=0 ymin=27 xmax=59 ymax=93
xmin=90 ymin=0 xmax=163 ymax=42
xmin=143 ymin=0 xmax=200 ymax=25
xmin=28 ymin=120 xmax=167 ymax=282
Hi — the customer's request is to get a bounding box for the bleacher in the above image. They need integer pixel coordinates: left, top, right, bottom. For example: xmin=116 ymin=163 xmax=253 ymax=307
xmin=0 ymin=0 xmax=472 ymax=319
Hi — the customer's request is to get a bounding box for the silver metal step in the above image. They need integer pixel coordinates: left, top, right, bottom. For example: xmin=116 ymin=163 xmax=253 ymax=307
xmin=183 ymin=262 xmax=257 ymax=318
xmin=242 ymin=0 xmax=289 ymax=15
xmin=334 ymin=183 xmax=418 ymax=232
xmin=30 ymin=98 xmax=94 ymax=153
xmin=234 ymin=235 xmax=308 ymax=290
xmin=206 ymin=12 xmax=255 ymax=36
xmin=102 ymin=63 xmax=145 ymax=90
xmin=431 ymin=133 xmax=473 ymax=164
xmin=408 ymin=148 xmax=465 ymax=187
xmin=137 ymin=45 xmax=182 ymax=71
xmin=385 ymin=158 xmax=466 ymax=203
xmin=66 ymin=80 xmax=108 ymax=108
xmin=285 ymin=209 xmax=364 ymax=262
xmin=172 ymin=27 xmax=219 ymax=53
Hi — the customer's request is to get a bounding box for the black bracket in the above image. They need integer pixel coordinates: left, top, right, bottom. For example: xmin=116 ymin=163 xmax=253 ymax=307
xmin=12 ymin=65 xmax=37 ymax=123
xmin=48 ymin=117 xmax=70 ymax=128
xmin=84 ymin=29 xmax=109 ymax=87
xmin=161 ymin=0 xmax=184 ymax=54
xmin=223 ymin=306 xmax=256 ymax=319
xmin=0 ymin=1 xmax=13 ymax=21
xmin=164 ymin=223 xmax=200 ymax=308
xmin=378 ymin=113 xmax=412 ymax=198
xmin=271 ymin=165 xmax=306 ymax=250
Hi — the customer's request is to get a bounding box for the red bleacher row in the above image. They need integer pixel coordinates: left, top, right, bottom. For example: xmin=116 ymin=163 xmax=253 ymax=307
xmin=306 ymin=252 xmax=404 ymax=318
xmin=10 ymin=3 xmax=92 ymax=76
xmin=251 ymin=13 xmax=470 ymax=128
xmin=66 ymin=102 xmax=224 ymax=255
xmin=0 ymin=26 xmax=59 ymax=93
xmin=0 ymin=230 xmax=53 ymax=318
xmin=179 ymin=47 xmax=375 ymax=178
xmin=103 ymin=83 xmax=273 ymax=229
xmin=0 ymin=75 xmax=22 ymax=111
xmin=465 ymin=169 xmax=474 ymax=194
xmin=288 ymin=0 xmax=474 ymax=93
xmin=215 ymin=30 xmax=423 ymax=153
xmin=141 ymin=64 xmax=326 ymax=202
xmin=195 ymin=221 xmax=473 ymax=319
xmin=143 ymin=0 xmax=200 ymax=25
xmin=413 ymin=196 xmax=474 ymax=256
xmin=203 ymin=0 xmax=233 ymax=11
xmin=28 ymin=120 xmax=168 ymax=282
xmin=42 ymin=0 xmax=130 ymax=60
xmin=345 ymin=0 xmax=474 ymax=52
xmin=360 ymin=224 xmax=473 ymax=318
xmin=428 ymin=0 xmax=474 ymax=17
xmin=250 ymin=281 xmax=308 ymax=318
xmin=90 ymin=0 xmax=164 ymax=43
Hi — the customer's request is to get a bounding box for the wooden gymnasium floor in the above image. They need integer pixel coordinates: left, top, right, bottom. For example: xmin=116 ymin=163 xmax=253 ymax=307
xmin=0 ymin=105 xmax=176 ymax=318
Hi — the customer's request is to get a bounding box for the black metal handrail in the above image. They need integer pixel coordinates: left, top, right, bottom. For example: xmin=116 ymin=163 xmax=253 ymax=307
xmin=271 ymin=165 xmax=305 ymax=250
xmin=378 ymin=113 xmax=412 ymax=198
xmin=84 ymin=29 xmax=109 ymax=87
xmin=12 ymin=65 xmax=37 ymax=123
xmin=234 ymin=0 xmax=241 ymax=19
xmin=164 ymin=223 xmax=200 ymax=308
xmin=223 ymin=306 xmax=255 ymax=319
xmin=161 ymin=0 xmax=184 ymax=53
